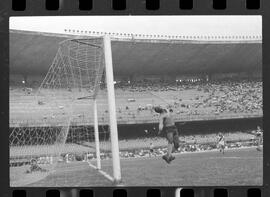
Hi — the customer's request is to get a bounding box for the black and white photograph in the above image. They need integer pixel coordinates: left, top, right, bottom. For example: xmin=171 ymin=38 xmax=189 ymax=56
xmin=9 ymin=15 xmax=262 ymax=187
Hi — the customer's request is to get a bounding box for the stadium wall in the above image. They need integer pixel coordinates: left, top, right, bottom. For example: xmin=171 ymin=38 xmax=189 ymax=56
xmin=10 ymin=74 xmax=44 ymax=88
xmin=10 ymin=117 xmax=262 ymax=141
xmin=116 ymin=117 xmax=262 ymax=140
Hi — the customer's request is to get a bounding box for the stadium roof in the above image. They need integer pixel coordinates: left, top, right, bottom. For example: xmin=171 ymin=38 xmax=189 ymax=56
xmin=10 ymin=30 xmax=262 ymax=76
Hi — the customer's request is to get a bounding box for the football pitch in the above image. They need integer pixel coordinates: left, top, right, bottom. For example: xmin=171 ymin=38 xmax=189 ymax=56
xmin=24 ymin=147 xmax=262 ymax=187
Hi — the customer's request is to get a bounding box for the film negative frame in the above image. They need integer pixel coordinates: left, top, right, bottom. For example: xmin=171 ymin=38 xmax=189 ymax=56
xmin=0 ymin=0 xmax=269 ymax=197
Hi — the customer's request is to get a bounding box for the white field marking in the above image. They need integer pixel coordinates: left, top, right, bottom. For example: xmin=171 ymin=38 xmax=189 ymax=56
xmin=113 ymin=146 xmax=262 ymax=161
xmin=87 ymin=161 xmax=115 ymax=183
xmin=85 ymin=146 xmax=262 ymax=163
xmin=207 ymin=156 xmax=261 ymax=160
xmin=116 ymin=183 xmax=125 ymax=187
xmin=117 ymin=154 xmax=262 ymax=163
xmin=171 ymin=146 xmax=262 ymax=156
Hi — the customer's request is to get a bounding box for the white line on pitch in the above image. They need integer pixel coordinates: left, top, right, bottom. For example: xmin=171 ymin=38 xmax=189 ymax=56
xmin=88 ymin=162 xmax=114 ymax=182
xmin=207 ymin=156 xmax=260 ymax=159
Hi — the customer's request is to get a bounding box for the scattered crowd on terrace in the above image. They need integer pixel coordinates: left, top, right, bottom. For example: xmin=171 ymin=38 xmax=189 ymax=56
xmin=108 ymin=78 xmax=262 ymax=120
xmin=10 ymin=77 xmax=262 ymax=123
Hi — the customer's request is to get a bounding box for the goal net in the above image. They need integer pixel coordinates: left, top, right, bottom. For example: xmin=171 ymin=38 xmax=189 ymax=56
xmin=9 ymin=37 xmax=121 ymax=186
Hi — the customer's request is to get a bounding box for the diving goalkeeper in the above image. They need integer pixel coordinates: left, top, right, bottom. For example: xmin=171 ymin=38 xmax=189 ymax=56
xmin=154 ymin=107 xmax=180 ymax=164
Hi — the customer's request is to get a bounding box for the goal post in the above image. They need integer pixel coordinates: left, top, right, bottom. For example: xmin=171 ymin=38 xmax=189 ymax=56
xmin=93 ymin=98 xmax=101 ymax=170
xmin=9 ymin=36 xmax=122 ymax=186
xmin=103 ymin=35 xmax=122 ymax=183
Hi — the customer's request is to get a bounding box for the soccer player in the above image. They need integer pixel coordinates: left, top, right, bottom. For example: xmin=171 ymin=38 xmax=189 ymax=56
xmin=217 ymin=133 xmax=225 ymax=154
xmin=149 ymin=142 xmax=155 ymax=157
xmin=154 ymin=107 xmax=180 ymax=164
xmin=26 ymin=158 xmax=47 ymax=173
xmin=254 ymin=126 xmax=263 ymax=151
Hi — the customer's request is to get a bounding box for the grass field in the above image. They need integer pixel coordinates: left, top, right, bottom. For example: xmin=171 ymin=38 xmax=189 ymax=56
xmin=20 ymin=147 xmax=262 ymax=187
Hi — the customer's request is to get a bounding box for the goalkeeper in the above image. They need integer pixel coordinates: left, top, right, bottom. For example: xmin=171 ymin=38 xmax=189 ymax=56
xmin=154 ymin=106 xmax=180 ymax=164
xmin=26 ymin=158 xmax=47 ymax=173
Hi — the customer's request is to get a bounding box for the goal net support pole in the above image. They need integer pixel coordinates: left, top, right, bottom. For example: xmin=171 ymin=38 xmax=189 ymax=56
xmin=93 ymin=98 xmax=101 ymax=170
xmin=103 ymin=35 xmax=122 ymax=183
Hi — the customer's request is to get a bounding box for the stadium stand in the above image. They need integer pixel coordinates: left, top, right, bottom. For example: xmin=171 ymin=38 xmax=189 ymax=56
xmin=9 ymin=77 xmax=262 ymax=127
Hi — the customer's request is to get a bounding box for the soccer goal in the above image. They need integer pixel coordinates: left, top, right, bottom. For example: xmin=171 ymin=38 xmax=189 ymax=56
xmin=9 ymin=36 xmax=121 ymax=186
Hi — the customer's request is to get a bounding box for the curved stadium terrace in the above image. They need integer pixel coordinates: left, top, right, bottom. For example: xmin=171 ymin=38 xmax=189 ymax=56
xmin=9 ymin=30 xmax=262 ymax=127
xmin=10 ymin=29 xmax=261 ymax=75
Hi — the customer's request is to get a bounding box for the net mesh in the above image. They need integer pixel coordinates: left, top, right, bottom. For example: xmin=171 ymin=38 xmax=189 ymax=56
xmin=9 ymin=38 xmax=113 ymax=186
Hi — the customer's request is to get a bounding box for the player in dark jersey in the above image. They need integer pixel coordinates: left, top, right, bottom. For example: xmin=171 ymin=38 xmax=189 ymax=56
xmin=26 ymin=158 xmax=47 ymax=173
xmin=149 ymin=142 xmax=155 ymax=157
xmin=154 ymin=107 xmax=180 ymax=164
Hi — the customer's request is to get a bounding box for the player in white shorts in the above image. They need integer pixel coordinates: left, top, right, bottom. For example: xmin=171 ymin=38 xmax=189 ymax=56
xmin=254 ymin=126 xmax=263 ymax=151
xmin=217 ymin=133 xmax=225 ymax=154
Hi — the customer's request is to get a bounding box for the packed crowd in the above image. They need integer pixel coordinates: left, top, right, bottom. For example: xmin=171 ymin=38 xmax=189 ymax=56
xmin=196 ymin=80 xmax=262 ymax=114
